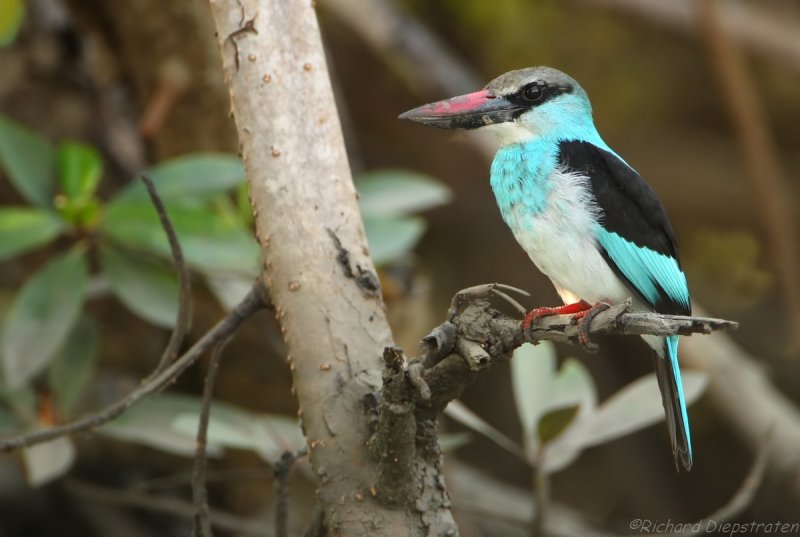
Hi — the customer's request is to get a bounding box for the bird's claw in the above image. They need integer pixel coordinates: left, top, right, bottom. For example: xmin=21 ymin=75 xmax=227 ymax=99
xmin=573 ymin=302 xmax=611 ymax=350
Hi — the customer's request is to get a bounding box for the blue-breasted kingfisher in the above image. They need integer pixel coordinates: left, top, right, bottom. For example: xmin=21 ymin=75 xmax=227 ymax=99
xmin=400 ymin=67 xmax=693 ymax=471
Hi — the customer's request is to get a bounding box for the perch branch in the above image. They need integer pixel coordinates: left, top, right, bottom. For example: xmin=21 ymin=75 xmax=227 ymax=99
xmin=370 ymin=284 xmax=737 ymax=500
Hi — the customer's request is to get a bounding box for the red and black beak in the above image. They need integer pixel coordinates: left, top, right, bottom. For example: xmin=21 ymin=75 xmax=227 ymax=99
xmin=398 ymin=89 xmax=522 ymax=130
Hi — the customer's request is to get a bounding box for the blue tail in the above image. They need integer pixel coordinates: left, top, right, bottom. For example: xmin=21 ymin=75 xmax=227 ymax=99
xmin=653 ymin=335 xmax=693 ymax=471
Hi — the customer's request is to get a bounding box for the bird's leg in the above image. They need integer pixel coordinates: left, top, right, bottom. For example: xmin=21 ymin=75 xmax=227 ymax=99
xmin=572 ymin=302 xmax=611 ymax=347
xmin=521 ymin=300 xmax=591 ymax=333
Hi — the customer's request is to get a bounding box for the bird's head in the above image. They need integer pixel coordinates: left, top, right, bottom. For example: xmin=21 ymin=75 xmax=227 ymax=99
xmin=399 ymin=67 xmax=593 ymax=145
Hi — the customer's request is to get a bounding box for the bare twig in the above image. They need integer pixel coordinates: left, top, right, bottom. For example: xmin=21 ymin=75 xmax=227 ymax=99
xmin=192 ymin=335 xmax=233 ymax=537
xmin=531 ymin=460 xmax=548 ymax=537
xmin=696 ymin=0 xmax=800 ymax=352
xmin=66 ymin=480 xmax=270 ymax=536
xmin=274 ymin=447 xmax=308 ymax=537
xmin=140 ymin=173 xmax=193 ymax=373
xmin=0 ymin=283 xmax=266 ymax=452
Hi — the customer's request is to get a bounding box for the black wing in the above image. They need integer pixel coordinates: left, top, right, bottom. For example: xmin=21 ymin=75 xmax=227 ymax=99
xmin=557 ymin=140 xmax=690 ymax=315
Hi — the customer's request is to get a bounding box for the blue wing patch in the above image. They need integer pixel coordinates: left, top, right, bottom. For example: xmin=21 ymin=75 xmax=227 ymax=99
xmin=597 ymin=228 xmax=690 ymax=311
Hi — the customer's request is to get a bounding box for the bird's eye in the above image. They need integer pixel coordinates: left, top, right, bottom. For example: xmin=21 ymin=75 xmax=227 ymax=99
xmin=522 ymin=83 xmax=544 ymax=102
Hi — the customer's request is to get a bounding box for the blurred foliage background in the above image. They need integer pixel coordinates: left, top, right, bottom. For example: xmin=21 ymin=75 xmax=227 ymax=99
xmin=0 ymin=0 xmax=798 ymax=535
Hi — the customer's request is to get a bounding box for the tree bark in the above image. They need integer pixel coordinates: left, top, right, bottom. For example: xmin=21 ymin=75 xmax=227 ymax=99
xmin=207 ymin=1 xmax=458 ymax=535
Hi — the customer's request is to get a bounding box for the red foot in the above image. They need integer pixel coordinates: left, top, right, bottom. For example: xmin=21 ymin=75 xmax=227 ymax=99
xmin=521 ymin=300 xmax=591 ymax=332
xmin=575 ymin=302 xmax=611 ymax=347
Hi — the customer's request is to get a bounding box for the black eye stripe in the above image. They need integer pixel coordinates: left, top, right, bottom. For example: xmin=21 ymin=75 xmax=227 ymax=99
xmin=506 ymin=82 xmax=574 ymax=108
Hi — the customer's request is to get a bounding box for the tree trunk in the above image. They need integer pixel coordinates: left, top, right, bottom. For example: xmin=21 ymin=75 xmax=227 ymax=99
xmin=207 ymin=1 xmax=458 ymax=535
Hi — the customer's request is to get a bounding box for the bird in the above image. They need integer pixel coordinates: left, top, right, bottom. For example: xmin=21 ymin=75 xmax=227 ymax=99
xmin=399 ymin=66 xmax=694 ymax=471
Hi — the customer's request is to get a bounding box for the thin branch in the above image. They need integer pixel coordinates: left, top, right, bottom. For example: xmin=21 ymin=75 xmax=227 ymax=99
xmin=274 ymin=447 xmax=308 ymax=537
xmin=66 ymin=480 xmax=270 ymax=536
xmin=192 ymin=335 xmax=233 ymax=537
xmin=531 ymin=460 xmax=548 ymax=537
xmin=0 ymin=282 xmax=267 ymax=452
xmin=696 ymin=0 xmax=800 ymax=352
xmin=140 ymin=173 xmax=193 ymax=373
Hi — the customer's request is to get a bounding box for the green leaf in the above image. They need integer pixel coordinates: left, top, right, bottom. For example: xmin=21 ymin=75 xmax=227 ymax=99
xmin=0 ymin=208 xmax=64 ymax=260
xmin=357 ymin=169 xmax=452 ymax=218
xmin=47 ymin=316 xmax=99 ymax=416
xmin=206 ymin=272 xmax=258 ymax=311
xmin=540 ymin=371 xmax=708 ymax=474
xmin=22 ymin=437 xmax=75 ymax=486
xmin=0 ymin=0 xmax=24 ymax=47
xmin=511 ymin=342 xmax=557 ymax=445
xmin=1 ymin=248 xmax=88 ymax=388
xmin=100 ymin=246 xmax=179 ymax=328
xmin=173 ymin=406 xmax=305 ymax=465
xmin=537 ymin=405 xmax=580 ymax=445
xmin=112 ymin=153 xmax=245 ymax=204
xmin=574 ymin=371 xmax=708 ymax=449
xmin=511 ymin=344 xmax=596 ymax=460
xmin=56 ymin=141 xmax=102 ymax=200
xmin=250 ymin=414 xmax=306 ymax=464
xmin=363 ymin=216 xmax=425 ymax=265
xmin=99 ymin=394 xmax=224 ymax=457
xmin=0 ymin=116 xmax=56 ymax=207
xmin=102 ymin=201 xmax=260 ymax=273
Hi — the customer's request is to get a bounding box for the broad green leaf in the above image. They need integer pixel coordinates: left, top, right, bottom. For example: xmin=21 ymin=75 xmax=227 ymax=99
xmin=511 ymin=344 xmax=596 ymax=459
xmin=47 ymin=316 xmax=99 ymax=416
xmin=250 ymin=414 xmax=306 ymax=464
xmin=541 ymin=371 xmax=708 ymax=474
xmin=112 ymin=153 xmax=245 ymax=204
xmin=363 ymin=216 xmax=425 ymax=265
xmin=510 ymin=342 xmax=557 ymax=445
xmin=357 ymin=170 xmax=451 ymax=217
xmin=99 ymin=394 xmax=224 ymax=457
xmin=174 ymin=408 xmax=305 ymax=465
xmin=100 ymin=247 xmax=179 ymax=328
xmin=206 ymin=272 xmax=258 ymax=311
xmin=1 ymin=248 xmax=88 ymax=388
xmin=22 ymin=436 xmax=75 ymax=486
xmin=0 ymin=208 xmax=64 ymax=260
xmin=56 ymin=141 xmax=102 ymax=199
xmin=537 ymin=405 xmax=579 ymax=445
xmin=102 ymin=201 xmax=260 ymax=273
xmin=574 ymin=371 xmax=708 ymax=449
xmin=0 ymin=116 xmax=56 ymax=207
xmin=445 ymin=400 xmax=524 ymax=460
xmin=0 ymin=0 xmax=24 ymax=46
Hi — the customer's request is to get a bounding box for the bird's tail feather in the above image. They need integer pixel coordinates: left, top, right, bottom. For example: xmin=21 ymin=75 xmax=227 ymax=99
xmin=652 ymin=335 xmax=693 ymax=471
